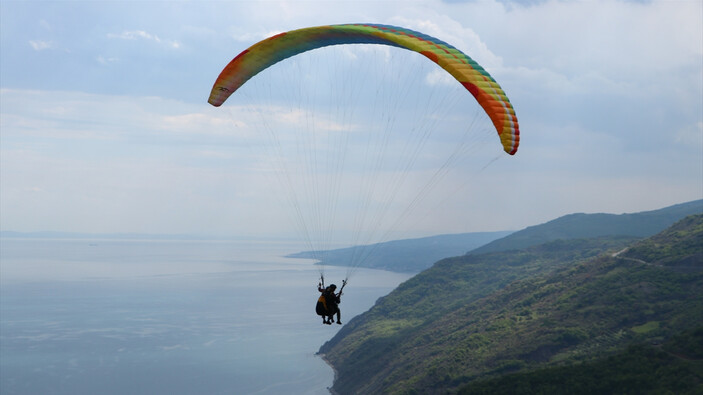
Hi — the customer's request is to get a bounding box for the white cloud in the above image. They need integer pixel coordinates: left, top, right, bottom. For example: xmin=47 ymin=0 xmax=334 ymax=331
xmin=97 ymin=56 xmax=119 ymax=65
xmin=229 ymin=31 xmax=269 ymax=42
xmin=162 ymin=112 xmax=245 ymax=134
xmin=29 ymin=40 xmax=52 ymax=51
xmin=488 ymin=0 xmax=702 ymax=78
xmin=107 ymin=30 xmax=180 ymax=49
xmin=389 ymin=15 xmax=504 ymax=70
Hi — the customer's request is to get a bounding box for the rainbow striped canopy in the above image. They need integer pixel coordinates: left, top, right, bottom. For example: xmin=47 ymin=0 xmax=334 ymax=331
xmin=208 ymin=23 xmax=519 ymax=155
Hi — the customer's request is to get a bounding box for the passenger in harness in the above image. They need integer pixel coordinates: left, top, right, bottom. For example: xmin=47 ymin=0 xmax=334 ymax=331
xmin=316 ymin=281 xmax=343 ymax=325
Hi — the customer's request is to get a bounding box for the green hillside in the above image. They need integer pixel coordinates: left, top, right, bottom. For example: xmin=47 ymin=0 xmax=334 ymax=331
xmin=622 ymin=213 xmax=703 ymax=270
xmin=459 ymin=327 xmax=703 ymax=395
xmin=470 ymin=199 xmax=702 ymax=255
xmin=319 ymin=214 xmax=703 ymax=394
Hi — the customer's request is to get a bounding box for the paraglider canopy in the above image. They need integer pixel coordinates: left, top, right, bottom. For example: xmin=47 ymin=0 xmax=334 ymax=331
xmin=208 ymin=23 xmax=521 ymax=285
xmin=208 ymin=23 xmax=519 ymax=155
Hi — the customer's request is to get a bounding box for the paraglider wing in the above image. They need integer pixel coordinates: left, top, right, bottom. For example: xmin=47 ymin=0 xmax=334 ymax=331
xmin=208 ymin=23 xmax=520 ymax=155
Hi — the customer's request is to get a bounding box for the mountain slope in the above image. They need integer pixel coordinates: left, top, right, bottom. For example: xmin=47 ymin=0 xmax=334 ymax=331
xmin=470 ymin=199 xmax=702 ymax=255
xmin=288 ymin=231 xmax=512 ymax=272
xmin=459 ymin=327 xmax=703 ymax=395
xmin=319 ymin=237 xmax=640 ymax=393
xmin=320 ymin=214 xmax=703 ymax=394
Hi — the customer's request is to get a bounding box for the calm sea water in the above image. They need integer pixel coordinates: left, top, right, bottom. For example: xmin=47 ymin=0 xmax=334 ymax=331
xmin=0 ymin=238 xmax=412 ymax=395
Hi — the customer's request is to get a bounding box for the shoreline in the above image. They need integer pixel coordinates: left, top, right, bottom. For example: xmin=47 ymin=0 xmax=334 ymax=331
xmin=317 ymin=352 xmax=339 ymax=395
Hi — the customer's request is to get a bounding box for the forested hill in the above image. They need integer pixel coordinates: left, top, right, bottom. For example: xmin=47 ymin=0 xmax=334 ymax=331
xmin=470 ymin=199 xmax=703 ymax=255
xmin=319 ymin=214 xmax=703 ymax=394
xmin=287 ymin=231 xmax=512 ymax=273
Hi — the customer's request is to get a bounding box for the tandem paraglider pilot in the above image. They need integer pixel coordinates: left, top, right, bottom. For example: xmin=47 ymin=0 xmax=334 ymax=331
xmin=316 ymin=281 xmax=344 ymax=325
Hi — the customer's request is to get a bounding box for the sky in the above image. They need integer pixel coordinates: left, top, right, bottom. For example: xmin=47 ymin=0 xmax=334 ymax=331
xmin=1 ymin=0 xmax=702 ymax=244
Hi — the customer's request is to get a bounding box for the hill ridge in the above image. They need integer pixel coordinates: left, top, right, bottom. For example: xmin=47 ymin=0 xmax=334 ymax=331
xmin=470 ymin=199 xmax=702 ymax=255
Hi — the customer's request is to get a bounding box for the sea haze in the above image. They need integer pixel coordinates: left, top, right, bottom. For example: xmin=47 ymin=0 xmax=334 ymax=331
xmin=0 ymin=238 xmax=412 ymax=395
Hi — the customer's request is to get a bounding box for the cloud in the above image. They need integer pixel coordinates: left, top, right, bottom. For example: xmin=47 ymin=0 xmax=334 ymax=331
xmin=97 ymin=56 xmax=119 ymax=65
xmin=1 ymin=0 xmax=700 ymax=238
xmin=228 ymin=28 xmax=285 ymax=43
xmin=107 ymin=30 xmax=180 ymax=49
xmin=29 ymin=40 xmax=53 ymax=51
xmin=487 ymin=0 xmax=702 ymax=79
xmin=390 ymin=15 xmax=504 ymax=70
xmin=162 ymin=112 xmax=246 ymax=135
xmin=0 ymin=91 xmax=271 ymax=234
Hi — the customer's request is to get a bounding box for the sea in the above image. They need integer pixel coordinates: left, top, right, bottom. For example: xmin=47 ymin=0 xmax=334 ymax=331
xmin=0 ymin=238 xmax=413 ymax=395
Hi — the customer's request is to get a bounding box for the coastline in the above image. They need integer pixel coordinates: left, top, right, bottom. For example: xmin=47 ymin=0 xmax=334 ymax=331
xmin=317 ymin=352 xmax=339 ymax=395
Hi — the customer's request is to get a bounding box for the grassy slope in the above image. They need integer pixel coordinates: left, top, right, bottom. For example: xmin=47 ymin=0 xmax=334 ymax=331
xmin=321 ymin=215 xmax=703 ymax=394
